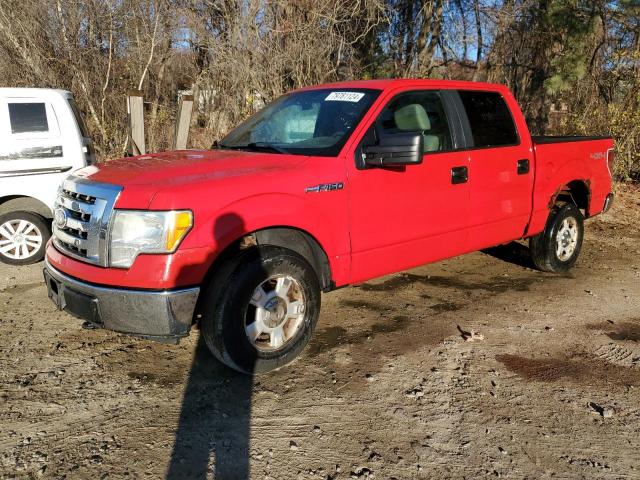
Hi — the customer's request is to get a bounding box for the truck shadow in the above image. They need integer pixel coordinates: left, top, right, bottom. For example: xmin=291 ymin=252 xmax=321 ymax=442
xmin=166 ymin=336 xmax=253 ymax=479
xmin=167 ymin=212 xmax=255 ymax=479
xmin=481 ymin=241 xmax=536 ymax=270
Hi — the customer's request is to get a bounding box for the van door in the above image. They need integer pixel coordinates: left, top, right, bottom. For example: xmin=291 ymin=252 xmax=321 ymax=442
xmin=0 ymin=97 xmax=72 ymax=178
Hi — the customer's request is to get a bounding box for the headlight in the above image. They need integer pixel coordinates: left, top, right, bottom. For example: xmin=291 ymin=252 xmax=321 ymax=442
xmin=109 ymin=210 xmax=193 ymax=268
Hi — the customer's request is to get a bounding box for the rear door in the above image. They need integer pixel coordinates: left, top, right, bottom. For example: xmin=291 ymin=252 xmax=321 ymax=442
xmin=347 ymin=88 xmax=471 ymax=283
xmin=0 ymin=96 xmax=69 ymax=177
xmin=456 ymin=90 xmax=535 ymax=250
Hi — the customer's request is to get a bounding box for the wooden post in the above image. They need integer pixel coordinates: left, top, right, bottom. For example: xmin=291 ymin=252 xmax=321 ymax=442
xmin=127 ymin=90 xmax=145 ymax=155
xmin=173 ymin=94 xmax=194 ymax=150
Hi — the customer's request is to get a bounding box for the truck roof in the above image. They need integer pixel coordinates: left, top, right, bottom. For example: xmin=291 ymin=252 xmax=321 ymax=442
xmin=0 ymin=87 xmax=73 ymax=99
xmin=301 ymin=78 xmax=508 ymax=92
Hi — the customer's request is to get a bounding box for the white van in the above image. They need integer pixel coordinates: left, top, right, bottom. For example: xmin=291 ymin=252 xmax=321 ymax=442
xmin=0 ymin=88 xmax=94 ymax=265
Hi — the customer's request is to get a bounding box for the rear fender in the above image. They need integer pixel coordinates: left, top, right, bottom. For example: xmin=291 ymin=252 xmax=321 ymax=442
xmin=528 ymin=174 xmax=592 ymax=236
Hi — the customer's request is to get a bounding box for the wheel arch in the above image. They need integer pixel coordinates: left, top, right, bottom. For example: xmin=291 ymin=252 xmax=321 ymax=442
xmin=551 ymin=179 xmax=591 ymax=217
xmin=0 ymin=195 xmax=53 ymax=219
xmin=199 ymin=225 xmax=334 ymax=302
xmin=527 ymin=178 xmax=593 ymax=238
xmin=253 ymin=227 xmax=333 ymax=291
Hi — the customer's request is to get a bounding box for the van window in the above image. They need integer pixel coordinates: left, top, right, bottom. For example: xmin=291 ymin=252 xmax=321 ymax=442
xmin=67 ymin=98 xmax=89 ymax=137
xmin=458 ymin=91 xmax=518 ymax=148
xmin=8 ymin=103 xmax=49 ymax=134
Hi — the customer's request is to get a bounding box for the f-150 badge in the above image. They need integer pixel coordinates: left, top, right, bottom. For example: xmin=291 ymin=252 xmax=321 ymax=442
xmin=305 ymin=182 xmax=344 ymax=193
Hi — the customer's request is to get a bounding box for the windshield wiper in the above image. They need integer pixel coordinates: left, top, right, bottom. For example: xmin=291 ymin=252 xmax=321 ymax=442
xmin=217 ymin=142 xmax=287 ymax=154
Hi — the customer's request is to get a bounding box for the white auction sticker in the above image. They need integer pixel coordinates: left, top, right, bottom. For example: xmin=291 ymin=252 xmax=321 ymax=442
xmin=325 ymin=91 xmax=365 ymax=102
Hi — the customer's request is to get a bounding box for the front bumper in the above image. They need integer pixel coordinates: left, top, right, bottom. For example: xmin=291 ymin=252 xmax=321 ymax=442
xmin=43 ymin=259 xmax=200 ymax=342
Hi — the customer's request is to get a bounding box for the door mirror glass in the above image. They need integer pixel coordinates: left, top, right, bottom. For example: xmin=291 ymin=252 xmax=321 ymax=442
xmin=362 ymin=132 xmax=423 ymax=167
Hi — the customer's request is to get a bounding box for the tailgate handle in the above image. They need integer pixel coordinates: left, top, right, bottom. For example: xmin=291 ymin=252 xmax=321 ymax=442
xmin=517 ymin=159 xmax=530 ymax=175
xmin=451 ymin=166 xmax=468 ymax=184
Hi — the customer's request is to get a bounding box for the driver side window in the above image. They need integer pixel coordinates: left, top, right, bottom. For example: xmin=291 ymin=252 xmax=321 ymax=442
xmin=376 ymin=91 xmax=453 ymax=153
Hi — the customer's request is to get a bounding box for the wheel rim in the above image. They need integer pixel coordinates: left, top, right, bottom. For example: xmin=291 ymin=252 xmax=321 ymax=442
xmin=0 ymin=219 xmax=43 ymax=260
xmin=245 ymin=275 xmax=306 ymax=351
xmin=555 ymin=216 xmax=578 ymax=261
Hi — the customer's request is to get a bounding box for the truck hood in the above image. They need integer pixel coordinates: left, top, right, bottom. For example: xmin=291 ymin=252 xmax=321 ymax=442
xmin=71 ymin=149 xmax=310 ymax=210
xmin=76 ymin=149 xmax=306 ymax=188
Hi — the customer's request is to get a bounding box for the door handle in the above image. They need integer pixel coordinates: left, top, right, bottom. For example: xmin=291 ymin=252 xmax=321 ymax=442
xmin=451 ymin=166 xmax=468 ymax=184
xmin=517 ymin=159 xmax=530 ymax=175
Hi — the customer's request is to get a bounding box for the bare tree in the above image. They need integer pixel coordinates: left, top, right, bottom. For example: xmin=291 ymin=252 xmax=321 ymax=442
xmin=0 ymin=0 xmax=636 ymax=178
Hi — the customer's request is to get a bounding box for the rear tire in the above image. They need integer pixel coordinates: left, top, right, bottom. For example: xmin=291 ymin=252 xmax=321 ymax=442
xmin=200 ymin=245 xmax=321 ymax=374
xmin=529 ymin=203 xmax=584 ymax=273
xmin=0 ymin=211 xmax=50 ymax=265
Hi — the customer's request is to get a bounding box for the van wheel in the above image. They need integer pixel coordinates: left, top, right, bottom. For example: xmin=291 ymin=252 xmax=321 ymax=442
xmin=200 ymin=246 xmax=321 ymax=374
xmin=529 ymin=203 xmax=584 ymax=273
xmin=0 ymin=211 xmax=50 ymax=265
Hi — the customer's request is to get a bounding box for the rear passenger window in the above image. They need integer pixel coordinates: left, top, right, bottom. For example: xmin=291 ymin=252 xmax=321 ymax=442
xmin=8 ymin=103 xmax=49 ymax=134
xmin=458 ymin=91 xmax=518 ymax=148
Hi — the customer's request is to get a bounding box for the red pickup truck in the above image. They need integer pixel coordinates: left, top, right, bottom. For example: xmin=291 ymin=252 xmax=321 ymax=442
xmin=43 ymin=79 xmax=614 ymax=374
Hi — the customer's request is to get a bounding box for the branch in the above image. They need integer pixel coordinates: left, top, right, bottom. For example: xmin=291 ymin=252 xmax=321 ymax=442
xmin=138 ymin=1 xmax=162 ymax=90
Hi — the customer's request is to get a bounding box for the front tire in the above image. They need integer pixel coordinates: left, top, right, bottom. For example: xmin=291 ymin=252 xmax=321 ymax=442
xmin=200 ymin=246 xmax=321 ymax=374
xmin=529 ymin=203 xmax=584 ymax=273
xmin=0 ymin=211 xmax=50 ymax=265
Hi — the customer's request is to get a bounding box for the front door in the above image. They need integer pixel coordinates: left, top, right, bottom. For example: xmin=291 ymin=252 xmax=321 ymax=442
xmin=347 ymin=89 xmax=471 ymax=283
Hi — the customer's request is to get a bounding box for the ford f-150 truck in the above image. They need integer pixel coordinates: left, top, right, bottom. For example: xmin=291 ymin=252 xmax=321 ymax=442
xmin=43 ymin=79 xmax=614 ymax=374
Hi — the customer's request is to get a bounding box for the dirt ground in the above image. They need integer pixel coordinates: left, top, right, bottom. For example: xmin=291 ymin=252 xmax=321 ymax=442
xmin=1 ymin=185 xmax=639 ymax=480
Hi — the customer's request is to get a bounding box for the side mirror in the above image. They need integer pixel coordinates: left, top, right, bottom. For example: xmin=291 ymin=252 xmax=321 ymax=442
xmin=362 ymin=132 xmax=423 ymax=167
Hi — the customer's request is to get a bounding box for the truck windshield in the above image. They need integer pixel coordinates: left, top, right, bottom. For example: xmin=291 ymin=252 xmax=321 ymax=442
xmin=219 ymin=88 xmax=380 ymax=157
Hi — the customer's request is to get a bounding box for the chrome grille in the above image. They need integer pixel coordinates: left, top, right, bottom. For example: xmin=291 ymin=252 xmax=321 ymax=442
xmin=52 ymin=176 xmax=122 ymax=266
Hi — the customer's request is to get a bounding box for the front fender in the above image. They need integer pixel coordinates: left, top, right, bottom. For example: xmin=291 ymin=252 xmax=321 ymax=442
xmin=181 ymin=192 xmax=351 ymax=285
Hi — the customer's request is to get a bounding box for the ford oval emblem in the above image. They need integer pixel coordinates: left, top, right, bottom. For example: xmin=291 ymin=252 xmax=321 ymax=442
xmin=54 ymin=207 xmax=68 ymax=229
